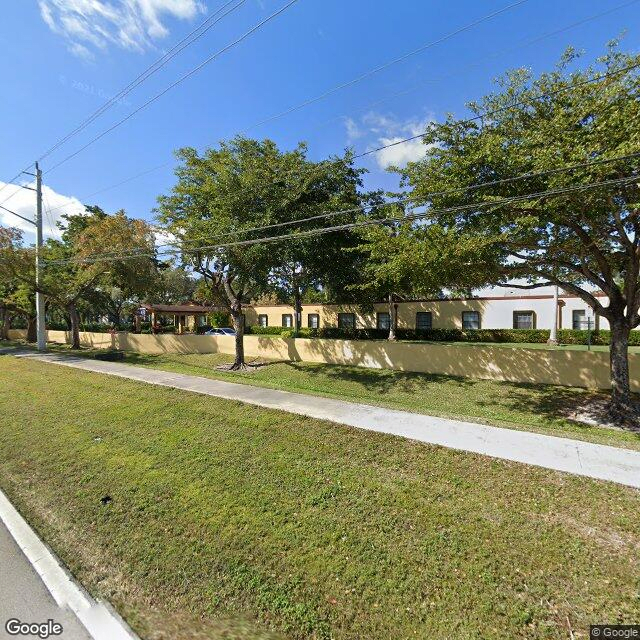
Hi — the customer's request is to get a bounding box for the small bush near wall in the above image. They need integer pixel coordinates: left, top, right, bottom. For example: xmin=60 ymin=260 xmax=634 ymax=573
xmin=247 ymin=325 xmax=640 ymax=345
xmin=10 ymin=317 xmax=28 ymax=329
xmin=208 ymin=312 xmax=231 ymax=327
xmin=47 ymin=321 xmax=69 ymax=331
xmin=247 ymin=326 xmax=290 ymax=336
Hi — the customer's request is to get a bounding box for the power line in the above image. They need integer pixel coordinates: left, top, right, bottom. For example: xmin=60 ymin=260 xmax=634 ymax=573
xmin=44 ymin=0 xmax=301 ymax=175
xmin=42 ymin=191 xmax=58 ymax=238
xmin=172 ymin=174 xmax=640 ymax=251
xmin=39 ymin=0 xmax=530 ymax=203
xmin=44 ymin=149 xmax=640 ymax=261
xmin=0 ymin=0 xmax=245 ymax=207
xmin=44 ymin=52 xmax=640 ymax=220
xmin=45 ymin=162 xmax=171 ymax=217
xmin=42 ymin=0 xmax=634 ymax=218
xmin=0 ymin=204 xmax=36 ymax=227
xmin=309 ymin=0 xmax=640 ymax=137
xmin=355 ymin=60 xmax=640 ymax=160
xmin=153 ymin=150 xmax=640 ymax=252
xmin=38 ymin=0 xmax=248 ymax=163
xmin=0 ymin=168 xmax=37 ymax=209
xmin=244 ymin=0 xmax=531 ymax=132
xmin=0 ymin=164 xmax=35 ymax=197
xmin=42 ymin=173 xmax=639 ymax=266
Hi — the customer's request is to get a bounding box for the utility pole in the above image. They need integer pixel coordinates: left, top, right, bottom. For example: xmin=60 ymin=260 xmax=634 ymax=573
xmin=35 ymin=161 xmax=46 ymax=351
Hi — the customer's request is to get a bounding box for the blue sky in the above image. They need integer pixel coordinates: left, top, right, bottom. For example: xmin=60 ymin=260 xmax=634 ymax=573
xmin=1 ymin=0 xmax=639 ymax=242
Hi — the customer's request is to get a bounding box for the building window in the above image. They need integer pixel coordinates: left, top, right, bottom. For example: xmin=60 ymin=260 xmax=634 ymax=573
xmin=416 ymin=312 xmax=432 ymax=331
xmin=308 ymin=313 xmax=319 ymax=329
xmin=258 ymin=314 xmax=268 ymax=327
xmin=338 ymin=313 xmax=355 ymax=329
xmin=572 ymin=309 xmax=587 ymax=330
xmin=462 ymin=311 xmax=481 ymax=330
xmin=282 ymin=314 xmax=293 ymax=328
xmin=377 ymin=312 xmax=390 ymax=330
xmin=513 ymin=311 xmax=535 ymax=330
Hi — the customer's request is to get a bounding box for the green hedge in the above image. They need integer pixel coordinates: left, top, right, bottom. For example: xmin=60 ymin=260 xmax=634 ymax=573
xmin=247 ymin=326 xmax=640 ymax=345
xmin=246 ymin=326 xmax=291 ymax=336
xmin=31 ymin=321 xmax=640 ymax=346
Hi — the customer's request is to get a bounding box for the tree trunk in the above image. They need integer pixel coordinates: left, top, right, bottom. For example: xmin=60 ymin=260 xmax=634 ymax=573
xmin=608 ymin=320 xmax=637 ymax=426
xmin=68 ymin=303 xmax=81 ymax=350
xmin=221 ymin=276 xmax=248 ymax=370
xmin=230 ymin=302 xmax=246 ymax=369
xmin=294 ymin=287 xmax=302 ymax=335
xmin=388 ymin=293 xmax=397 ymax=341
xmin=0 ymin=308 xmax=11 ymax=340
xmin=26 ymin=315 xmax=37 ymax=343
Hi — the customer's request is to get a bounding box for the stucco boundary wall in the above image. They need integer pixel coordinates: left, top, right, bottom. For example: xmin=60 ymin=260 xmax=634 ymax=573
xmin=6 ymin=329 xmax=638 ymax=392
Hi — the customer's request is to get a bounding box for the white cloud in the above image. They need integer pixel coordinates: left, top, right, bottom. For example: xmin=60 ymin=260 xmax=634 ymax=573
xmin=343 ymin=111 xmax=434 ymax=170
xmin=343 ymin=117 xmax=363 ymax=142
xmin=0 ymin=182 xmax=85 ymax=240
xmin=375 ymin=131 xmax=429 ymax=170
xmin=38 ymin=0 xmax=206 ymax=58
xmin=154 ymin=229 xmax=177 ymax=249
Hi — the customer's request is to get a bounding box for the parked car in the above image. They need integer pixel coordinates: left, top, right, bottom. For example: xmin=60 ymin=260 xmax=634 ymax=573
xmin=204 ymin=327 xmax=236 ymax=336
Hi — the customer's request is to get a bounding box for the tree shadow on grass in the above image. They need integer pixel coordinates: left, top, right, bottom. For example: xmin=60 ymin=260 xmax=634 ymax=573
xmin=474 ymin=378 xmax=640 ymax=437
xmin=280 ymin=360 xmax=476 ymax=396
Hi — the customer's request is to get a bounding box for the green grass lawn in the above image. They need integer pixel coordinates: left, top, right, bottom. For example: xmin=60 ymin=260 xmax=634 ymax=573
xmin=0 ymin=355 xmax=639 ymax=640
xmin=22 ymin=339 xmax=639 ymax=451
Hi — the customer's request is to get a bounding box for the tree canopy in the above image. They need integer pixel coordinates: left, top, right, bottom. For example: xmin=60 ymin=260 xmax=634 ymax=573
xmin=157 ymin=136 xmax=375 ymax=364
xmin=398 ymin=44 xmax=640 ymax=419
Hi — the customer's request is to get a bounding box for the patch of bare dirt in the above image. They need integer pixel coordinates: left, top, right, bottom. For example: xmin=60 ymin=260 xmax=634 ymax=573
xmin=215 ymin=361 xmax=270 ymax=373
xmin=541 ymin=512 xmax=640 ymax=553
xmin=559 ymin=396 xmax=640 ymax=431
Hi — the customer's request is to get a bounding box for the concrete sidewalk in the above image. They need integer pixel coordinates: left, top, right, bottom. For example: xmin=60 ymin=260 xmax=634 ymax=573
xmin=8 ymin=349 xmax=640 ymax=489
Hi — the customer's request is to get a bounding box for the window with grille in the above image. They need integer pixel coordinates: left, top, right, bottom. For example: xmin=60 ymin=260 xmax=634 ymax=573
xmin=308 ymin=313 xmax=319 ymax=329
xmin=258 ymin=314 xmax=268 ymax=327
xmin=572 ymin=309 xmax=587 ymax=330
xmin=513 ymin=311 xmax=535 ymax=330
xmin=282 ymin=314 xmax=293 ymax=328
xmin=377 ymin=312 xmax=390 ymax=330
xmin=462 ymin=311 xmax=480 ymax=330
xmin=416 ymin=312 xmax=432 ymax=330
xmin=338 ymin=313 xmax=355 ymax=329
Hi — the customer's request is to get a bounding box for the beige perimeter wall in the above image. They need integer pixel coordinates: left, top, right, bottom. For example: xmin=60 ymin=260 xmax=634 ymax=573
xmin=8 ymin=328 xmax=638 ymax=392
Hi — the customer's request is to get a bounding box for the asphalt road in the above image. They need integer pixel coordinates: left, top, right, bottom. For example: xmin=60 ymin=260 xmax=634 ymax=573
xmin=0 ymin=519 xmax=91 ymax=640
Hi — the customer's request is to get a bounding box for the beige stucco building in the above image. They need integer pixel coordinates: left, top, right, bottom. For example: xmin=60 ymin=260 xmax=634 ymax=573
xmin=244 ymin=290 xmax=609 ymax=332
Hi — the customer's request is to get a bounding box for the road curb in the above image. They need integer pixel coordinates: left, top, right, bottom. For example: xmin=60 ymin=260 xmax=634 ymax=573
xmin=0 ymin=489 xmax=138 ymax=640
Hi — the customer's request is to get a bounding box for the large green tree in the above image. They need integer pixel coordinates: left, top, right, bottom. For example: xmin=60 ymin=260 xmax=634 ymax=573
xmin=77 ymin=210 xmax=160 ymax=327
xmin=155 ymin=266 xmax=197 ymax=304
xmin=263 ymin=152 xmax=375 ymax=332
xmin=157 ymin=137 xmax=372 ymax=366
xmin=400 ymin=45 xmax=640 ymax=423
xmin=1 ymin=209 xmax=157 ymax=348
xmin=354 ymin=215 xmax=501 ymax=339
xmin=0 ymin=226 xmax=32 ymax=340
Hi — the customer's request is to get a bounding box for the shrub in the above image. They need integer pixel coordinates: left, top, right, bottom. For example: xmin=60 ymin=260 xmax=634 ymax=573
xmin=246 ymin=326 xmax=288 ymax=335
xmin=10 ymin=317 xmax=27 ymax=329
xmin=47 ymin=321 xmax=68 ymax=331
xmin=208 ymin=311 xmax=230 ymax=327
xmin=248 ymin=325 xmax=630 ymax=345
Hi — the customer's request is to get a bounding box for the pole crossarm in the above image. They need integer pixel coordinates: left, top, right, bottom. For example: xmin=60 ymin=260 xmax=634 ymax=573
xmin=0 ymin=204 xmax=36 ymax=226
